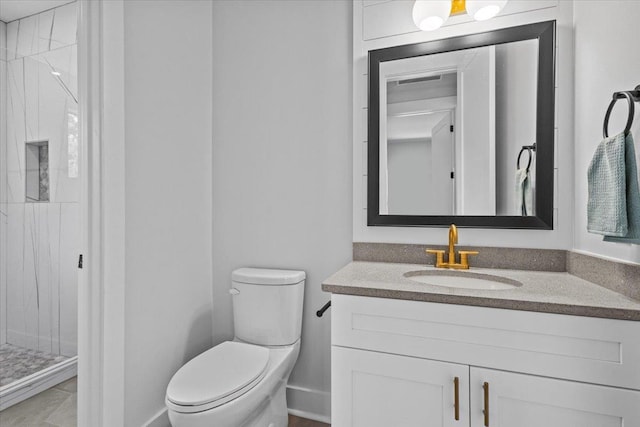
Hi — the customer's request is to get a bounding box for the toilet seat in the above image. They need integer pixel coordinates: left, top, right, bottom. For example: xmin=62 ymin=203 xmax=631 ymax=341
xmin=166 ymin=341 xmax=269 ymax=414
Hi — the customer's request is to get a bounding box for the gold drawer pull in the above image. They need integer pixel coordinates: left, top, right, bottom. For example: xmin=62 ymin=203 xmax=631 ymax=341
xmin=454 ymin=376 xmax=460 ymax=420
xmin=483 ymin=381 xmax=490 ymax=426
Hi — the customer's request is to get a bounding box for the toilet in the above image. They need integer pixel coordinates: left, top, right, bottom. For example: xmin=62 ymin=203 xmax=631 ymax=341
xmin=166 ymin=268 xmax=306 ymax=427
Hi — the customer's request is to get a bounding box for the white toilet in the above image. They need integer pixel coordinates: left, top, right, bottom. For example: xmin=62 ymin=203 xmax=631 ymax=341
xmin=166 ymin=268 xmax=305 ymax=427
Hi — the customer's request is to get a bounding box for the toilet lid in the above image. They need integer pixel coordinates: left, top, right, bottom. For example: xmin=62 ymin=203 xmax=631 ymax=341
xmin=166 ymin=341 xmax=269 ymax=409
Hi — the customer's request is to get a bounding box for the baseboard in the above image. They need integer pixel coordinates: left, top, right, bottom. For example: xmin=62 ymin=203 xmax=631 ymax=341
xmin=143 ymin=407 xmax=170 ymax=427
xmin=286 ymin=384 xmax=331 ymax=424
xmin=0 ymin=356 xmax=77 ymax=411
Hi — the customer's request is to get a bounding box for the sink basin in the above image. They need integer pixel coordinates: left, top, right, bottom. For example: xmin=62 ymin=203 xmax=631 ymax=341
xmin=404 ymin=270 xmax=522 ymax=290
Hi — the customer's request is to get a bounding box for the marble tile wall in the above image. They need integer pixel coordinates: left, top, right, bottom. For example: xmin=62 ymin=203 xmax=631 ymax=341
xmin=1 ymin=2 xmax=78 ymax=357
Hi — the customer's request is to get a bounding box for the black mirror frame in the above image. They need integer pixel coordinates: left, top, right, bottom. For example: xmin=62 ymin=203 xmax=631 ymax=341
xmin=368 ymin=20 xmax=556 ymax=229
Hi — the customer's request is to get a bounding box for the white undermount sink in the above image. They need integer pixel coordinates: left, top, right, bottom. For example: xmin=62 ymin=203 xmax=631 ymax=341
xmin=404 ymin=270 xmax=523 ymax=290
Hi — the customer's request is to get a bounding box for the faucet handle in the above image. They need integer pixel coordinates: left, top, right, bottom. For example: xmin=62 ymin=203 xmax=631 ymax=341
xmin=426 ymin=249 xmax=445 ymax=255
xmin=458 ymin=250 xmax=479 ymax=269
xmin=426 ymin=249 xmax=445 ymax=267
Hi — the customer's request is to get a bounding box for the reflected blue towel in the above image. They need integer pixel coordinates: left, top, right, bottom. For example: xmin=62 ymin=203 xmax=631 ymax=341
xmin=515 ymin=168 xmax=533 ymax=216
xmin=587 ymin=132 xmax=640 ymax=244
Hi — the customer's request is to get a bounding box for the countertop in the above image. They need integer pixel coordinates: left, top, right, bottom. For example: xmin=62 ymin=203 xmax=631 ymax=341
xmin=321 ymin=261 xmax=640 ymax=321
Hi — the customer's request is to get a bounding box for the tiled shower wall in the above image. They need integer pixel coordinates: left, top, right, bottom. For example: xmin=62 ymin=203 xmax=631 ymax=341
xmin=0 ymin=2 xmax=78 ymax=357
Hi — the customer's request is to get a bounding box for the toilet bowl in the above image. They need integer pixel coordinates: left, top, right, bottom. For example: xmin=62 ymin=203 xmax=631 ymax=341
xmin=166 ymin=340 xmax=300 ymax=427
xmin=166 ymin=268 xmax=305 ymax=427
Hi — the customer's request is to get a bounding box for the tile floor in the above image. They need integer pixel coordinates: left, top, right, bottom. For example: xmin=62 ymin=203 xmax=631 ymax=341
xmin=0 ymin=377 xmax=77 ymax=427
xmin=0 ymin=379 xmax=327 ymax=427
xmin=0 ymin=344 xmax=68 ymax=387
xmin=289 ymin=414 xmax=331 ymax=426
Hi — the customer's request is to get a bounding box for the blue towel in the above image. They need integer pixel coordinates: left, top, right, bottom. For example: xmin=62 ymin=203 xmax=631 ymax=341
xmin=587 ymin=132 xmax=640 ymax=244
xmin=604 ymin=132 xmax=640 ymax=244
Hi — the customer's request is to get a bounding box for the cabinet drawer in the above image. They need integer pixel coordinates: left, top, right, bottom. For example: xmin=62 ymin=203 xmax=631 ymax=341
xmin=332 ymin=294 xmax=640 ymax=389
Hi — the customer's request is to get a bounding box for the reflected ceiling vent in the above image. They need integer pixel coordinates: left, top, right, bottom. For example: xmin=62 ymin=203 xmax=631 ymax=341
xmin=397 ymin=75 xmax=442 ymax=85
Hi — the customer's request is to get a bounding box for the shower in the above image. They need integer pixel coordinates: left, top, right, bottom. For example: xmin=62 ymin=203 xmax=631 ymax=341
xmin=0 ymin=1 xmax=79 ymax=410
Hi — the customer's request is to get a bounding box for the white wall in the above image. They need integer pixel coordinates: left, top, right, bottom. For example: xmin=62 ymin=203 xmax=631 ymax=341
xmin=354 ymin=0 xmax=574 ymax=249
xmin=388 ymin=139 xmax=433 ymax=214
xmin=122 ymin=1 xmax=213 ymax=425
xmin=495 ymin=40 xmax=538 ymax=215
xmin=211 ymin=1 xmax=352 ymax=421
xmin=459 ymin=45 xmax=495 ymax=215
xmin=573 ymin=1 xmax=640 ymax=265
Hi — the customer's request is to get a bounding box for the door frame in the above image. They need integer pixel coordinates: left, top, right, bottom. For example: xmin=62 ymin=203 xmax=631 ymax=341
xmin=77 ymin=0 xmax=126 ymax=425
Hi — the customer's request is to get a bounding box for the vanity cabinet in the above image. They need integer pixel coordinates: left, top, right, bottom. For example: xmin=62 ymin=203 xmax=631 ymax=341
xmin=470 ymin=368 xmax=640 ymax=427
xmin=331 ymin=294 xmax=640 ymax=426
xmin=333 ymin=347 xmax=469 ymax=426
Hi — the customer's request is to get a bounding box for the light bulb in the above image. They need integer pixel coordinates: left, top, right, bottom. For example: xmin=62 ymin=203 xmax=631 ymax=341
xmin=465 ymin=0 xmax=508 ymax=21
xmin=412 ymin=1 xmax=452 ymax=31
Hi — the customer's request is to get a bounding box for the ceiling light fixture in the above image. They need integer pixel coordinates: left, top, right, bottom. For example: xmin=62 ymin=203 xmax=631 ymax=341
xmin=412 ymin=0 xmax=451 ymax=31
xmin=412 ymin=0 xmax=508 ymax=31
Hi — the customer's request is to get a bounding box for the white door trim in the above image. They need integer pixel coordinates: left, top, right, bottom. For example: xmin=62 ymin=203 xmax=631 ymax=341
xmin=78 ymin=1 xmax=126 ymax=425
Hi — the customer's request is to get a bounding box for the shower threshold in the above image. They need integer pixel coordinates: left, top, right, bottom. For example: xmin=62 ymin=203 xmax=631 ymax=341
xmin=0 ymin=344 xmax=77 ymax=411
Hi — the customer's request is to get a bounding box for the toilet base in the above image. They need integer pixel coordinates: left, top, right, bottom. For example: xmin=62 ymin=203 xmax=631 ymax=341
xmin=168 ymin=379 xmax=289 ymax=427
xmin=168 ymin=341 xmax=299 ymax=427
xmin=240 ymin=381 xmax=288 ymax=427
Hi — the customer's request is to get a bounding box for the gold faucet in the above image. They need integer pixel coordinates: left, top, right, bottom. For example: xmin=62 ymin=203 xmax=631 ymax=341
xmin=426 ymin=224 xmax=479 ymax=269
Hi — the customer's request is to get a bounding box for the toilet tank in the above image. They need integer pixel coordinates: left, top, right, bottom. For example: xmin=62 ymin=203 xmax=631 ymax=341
xmin=231 ymin=268 xmax=305 ymax=346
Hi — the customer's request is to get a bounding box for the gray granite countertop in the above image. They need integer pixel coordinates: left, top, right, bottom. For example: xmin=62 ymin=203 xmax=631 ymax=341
xmin=322 ymin=261 xmax=640 ymax=321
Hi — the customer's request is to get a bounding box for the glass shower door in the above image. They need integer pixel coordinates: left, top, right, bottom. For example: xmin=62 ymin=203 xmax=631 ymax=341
xmin=0 ymin=1 xmax=79 ymax=410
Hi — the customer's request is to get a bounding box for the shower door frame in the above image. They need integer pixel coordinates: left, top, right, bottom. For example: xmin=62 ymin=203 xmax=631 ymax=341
xmin=78 ymin=0 xmax=126 ymax=426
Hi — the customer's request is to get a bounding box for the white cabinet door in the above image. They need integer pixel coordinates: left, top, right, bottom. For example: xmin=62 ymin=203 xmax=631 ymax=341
xmin=470 ymin=367 xmax=640 ymax=427
xmin=332 ymin=346 xmax=469 ymax=427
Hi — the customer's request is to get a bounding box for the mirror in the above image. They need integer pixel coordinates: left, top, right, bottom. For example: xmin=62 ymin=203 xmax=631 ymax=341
xmin=368 ymin=21 xmax=555 ymax=229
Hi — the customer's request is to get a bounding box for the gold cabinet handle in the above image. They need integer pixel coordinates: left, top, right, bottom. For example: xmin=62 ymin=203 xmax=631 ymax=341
xmin=483 ymin=381 xmax=490 ymax=427
xmin=453 ymin=377 xmax=460 ymax=421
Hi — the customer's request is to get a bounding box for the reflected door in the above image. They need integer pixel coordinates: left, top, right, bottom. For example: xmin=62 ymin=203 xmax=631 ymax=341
xmin=431 ymin=113 xmax=454 ymax=215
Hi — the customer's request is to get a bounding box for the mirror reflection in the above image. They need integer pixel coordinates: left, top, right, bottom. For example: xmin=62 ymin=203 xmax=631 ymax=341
xmin=380 ymin=39 xmax=538 ymax=217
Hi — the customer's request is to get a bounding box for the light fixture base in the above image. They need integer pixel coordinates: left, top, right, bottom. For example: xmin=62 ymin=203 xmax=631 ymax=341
xmin=450 ymin=0 xmax=466 ymax=16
